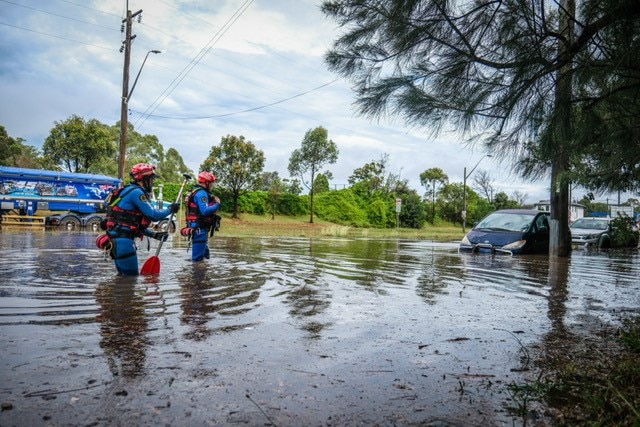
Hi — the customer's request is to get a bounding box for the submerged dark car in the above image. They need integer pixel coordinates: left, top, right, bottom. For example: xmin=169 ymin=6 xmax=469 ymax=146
xmin=459 ymin=209 xmax=551 ymax=255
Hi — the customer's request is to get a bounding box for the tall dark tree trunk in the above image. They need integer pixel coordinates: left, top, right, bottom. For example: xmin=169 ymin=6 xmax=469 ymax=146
xmin=550 ymin=0 xmax=575 ymax=257
xmin=232 ymin=191 xmax=239 ymax=219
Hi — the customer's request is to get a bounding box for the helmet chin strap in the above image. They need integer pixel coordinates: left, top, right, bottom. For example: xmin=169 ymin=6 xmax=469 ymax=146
xmin=141 ymin=176 xmax=153 ymax=193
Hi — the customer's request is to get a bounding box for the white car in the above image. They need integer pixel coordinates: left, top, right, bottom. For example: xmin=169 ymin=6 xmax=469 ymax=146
xmin=570 ymin=217 xmax=639 ymax=248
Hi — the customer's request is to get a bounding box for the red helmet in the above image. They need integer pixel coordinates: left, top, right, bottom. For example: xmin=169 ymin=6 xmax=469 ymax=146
xmin=130 ymin=163 xmax=158 ymax=180
xmin=198 ymin=171 xmax=217 ymax=184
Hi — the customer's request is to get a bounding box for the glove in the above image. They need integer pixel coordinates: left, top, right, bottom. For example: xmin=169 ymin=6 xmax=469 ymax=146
xmin=152 ymin=231 xmax=169 ymax=242
xmin=169 ymin=202 xmax=180 ymax=213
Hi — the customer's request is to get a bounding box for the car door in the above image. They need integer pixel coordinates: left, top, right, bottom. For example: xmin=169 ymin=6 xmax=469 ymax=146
xmin=527 ymin=213 xmax=550 ymax=253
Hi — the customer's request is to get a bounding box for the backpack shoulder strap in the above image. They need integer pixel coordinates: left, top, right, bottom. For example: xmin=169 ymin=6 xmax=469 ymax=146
xmin=107 ymin=185 xmax=137 ymax=207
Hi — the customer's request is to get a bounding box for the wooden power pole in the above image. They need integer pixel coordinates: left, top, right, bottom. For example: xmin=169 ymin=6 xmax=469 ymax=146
xmin=118 ymin=7 xmax=142 ymax=184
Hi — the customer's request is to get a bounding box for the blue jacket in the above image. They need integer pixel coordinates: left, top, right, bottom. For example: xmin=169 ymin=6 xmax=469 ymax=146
xmin=110 ymin=183 xmax=172 ymax=237
xmin=186 ymin=186 xmax=220 ymax=229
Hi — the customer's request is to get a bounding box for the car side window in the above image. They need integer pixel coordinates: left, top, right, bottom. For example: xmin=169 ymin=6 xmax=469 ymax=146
xmin=536 ymin=215 xmax=549 ymax=231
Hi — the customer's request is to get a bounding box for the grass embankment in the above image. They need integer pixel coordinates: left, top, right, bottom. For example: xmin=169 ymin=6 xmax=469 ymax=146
xmin=216 ymin=213 xmax=465 ymax=241
xmin=510 ymin=316 xmax=640 ymax=425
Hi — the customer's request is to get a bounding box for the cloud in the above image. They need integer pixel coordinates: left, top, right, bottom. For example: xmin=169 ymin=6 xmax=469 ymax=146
xmin=0 ymin=0 xmax=557 ymax=204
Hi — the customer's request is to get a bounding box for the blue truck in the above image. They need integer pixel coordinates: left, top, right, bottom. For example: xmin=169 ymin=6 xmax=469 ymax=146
xmin=0 ymin=166 xmax=176 ymax=231
xmin=0 ymin=166 xmax=122 ymax=230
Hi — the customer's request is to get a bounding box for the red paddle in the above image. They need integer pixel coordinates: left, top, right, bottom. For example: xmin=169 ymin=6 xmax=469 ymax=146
xmin=141 ymin=174 xmax=191 ymax=275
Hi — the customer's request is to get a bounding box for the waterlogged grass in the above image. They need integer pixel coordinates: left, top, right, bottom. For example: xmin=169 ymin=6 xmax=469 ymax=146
xmin=216 ymin=213 xmax=465 ymax=241
xmin=508 ymin=316 xmax=640 ymax=425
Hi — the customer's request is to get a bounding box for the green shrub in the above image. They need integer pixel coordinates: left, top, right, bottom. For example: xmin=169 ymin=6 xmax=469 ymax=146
xmin=238 ymin=191 xmax=268 ymax=215
xmin=278 ymin=192 xmax=308 ymax=216
xmin=367 ymin=197 xmax=392 ymax=228
xmin=314 ymin=189 xmax=370 ymax=226
xmin=610 ymin=214 xmax=639 ymax=247
xmin=399 ymin=192 xmax=428 ymax=229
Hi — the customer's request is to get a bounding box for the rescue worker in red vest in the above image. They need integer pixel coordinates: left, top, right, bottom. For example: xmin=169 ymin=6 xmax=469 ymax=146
xmin=185 ymin=171 xmax=221 ymax=261
xmin=105 ymin=163 xmax=180 ymax=275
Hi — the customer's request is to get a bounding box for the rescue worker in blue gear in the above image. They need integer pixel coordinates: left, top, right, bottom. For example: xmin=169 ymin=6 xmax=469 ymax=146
xmin=185 ymin=171 xmax=221 ymax=262
xmin=104 ymin=163 xmax=180 ymax=275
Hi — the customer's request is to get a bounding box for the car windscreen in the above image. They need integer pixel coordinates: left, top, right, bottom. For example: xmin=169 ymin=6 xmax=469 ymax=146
xmin=475 ymin=213 xmax=535 ymax=232
xmin=571 ymin=219 xmax=609 ymax=230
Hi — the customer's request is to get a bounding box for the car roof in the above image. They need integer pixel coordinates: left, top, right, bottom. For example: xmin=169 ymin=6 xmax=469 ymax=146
xmin=493 ymin=209 xmax=545 ymax=215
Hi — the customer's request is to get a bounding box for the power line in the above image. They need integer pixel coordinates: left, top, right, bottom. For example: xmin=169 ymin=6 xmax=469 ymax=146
xmin=130 ymin=78 xmax=339 ymax=120
xmin=2 ymin=0 xmax=335 ymax=126
xmin=0 ymin=21 xmax=116 ymax=51
xmin=0 ymin=0 xmax=116 ymax=32
xmin=56 ymin=0 xmax=120 ymax=18
xmin=134 ymin=0 xmax=255 ymax=129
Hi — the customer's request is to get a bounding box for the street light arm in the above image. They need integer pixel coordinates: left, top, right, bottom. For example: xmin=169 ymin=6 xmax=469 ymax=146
xmin=127 ymin=50 xmax=161 ymax=103
xmin=465 ymin=154 xmax=492 ymax=179
xmin=462 ymin=154 xmax=492 ymax=233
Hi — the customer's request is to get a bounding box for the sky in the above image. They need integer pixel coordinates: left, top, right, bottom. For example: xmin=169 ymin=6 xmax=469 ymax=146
xmin=0 ymin=0 xmax=571 ymax=204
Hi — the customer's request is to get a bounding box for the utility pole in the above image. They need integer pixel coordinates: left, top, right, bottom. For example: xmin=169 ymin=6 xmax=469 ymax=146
xmin=118 ymin=7 xmax=142 ymax=184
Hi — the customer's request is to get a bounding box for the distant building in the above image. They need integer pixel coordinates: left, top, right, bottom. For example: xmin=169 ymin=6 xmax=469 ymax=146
xmin=534 ymin=200 xmax=586 ymax=222
xmin=609 ymin=204 xmax=634 ymax=219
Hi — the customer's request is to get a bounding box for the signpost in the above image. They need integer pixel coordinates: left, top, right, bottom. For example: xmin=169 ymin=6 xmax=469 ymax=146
xmin=395 ymin=198 xmax=402 ymax=228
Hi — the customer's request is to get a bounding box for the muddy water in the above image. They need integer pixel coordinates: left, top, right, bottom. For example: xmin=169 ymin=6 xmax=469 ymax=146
xmin=0 ymin=230 xmax=638 ymax=426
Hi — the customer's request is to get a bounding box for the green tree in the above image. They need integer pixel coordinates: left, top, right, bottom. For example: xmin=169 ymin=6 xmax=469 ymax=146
xmin=493 ymin=192 xmax=520 ymax=211
xmin=0 ymin=126 xmax=55 ymax=169
xmin=578 ymin=194 xmax=610 ymax=217
xmin=419 ymin=167 xmax=449 ymax=223
xmin=201 ymin=134 xmax=265 ymax=218
xmin=437 ymin=183 xmax=484 ymax=226
xmin=257 ymin=171 xmax=281 ymax=191
xmin=288 ymin=126 xmax=339 ymax=223
xmin=105 ymin=122 xmax=192 ymax=183
xmin=396 ymin=184 xmax=427 ymax=229
xmin=0 ymin=125 xmax=25 ymax=166
xmin=127 ymin=131 xmax=164 ymax=169
xmin=283 ymin=178 xmax=303 ymax=195
xmin=322 ymin=0 xmax=640 ymax=256
xmin=511 ymin=191 xmax=528 ymax=207
xmin=348 ymin=154 xmax=390 ymax=197
xmin=161 ymin=148 xmax=193 ymax=183
xmin=43 ymin=115 xmax=114 ymax=173
xmin=267 ymin=176 xmax=285 ymax=219
xmin=313 ymin=172 xmax=332 ymax=194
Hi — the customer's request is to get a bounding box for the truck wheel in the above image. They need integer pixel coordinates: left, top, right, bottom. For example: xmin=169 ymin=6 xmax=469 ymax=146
xmin=85 ymin=217 xmax=102 ymax=232
xmin=59 ymin=215 xmax=81 ymax=230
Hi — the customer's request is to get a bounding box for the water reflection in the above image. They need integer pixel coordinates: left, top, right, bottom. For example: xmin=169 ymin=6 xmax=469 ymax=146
xmin=2 ymin=230 xmax=640 ymax=426
xmin=95 ymin=277 xmax=149 ymax=378
xmin=416 ymin=247 xmax=463 ymax=304
xmin=547 ymin=257 xmax=570 ymax=337
xmin=175 ymin=260 xmax=263 ymax=340
xmin=177 ymin=263 xmax=212 ymax=341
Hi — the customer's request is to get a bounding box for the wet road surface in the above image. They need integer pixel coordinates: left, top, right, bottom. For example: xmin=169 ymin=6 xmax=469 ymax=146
xmin=0 ymin=230 xmax=639 ymax=426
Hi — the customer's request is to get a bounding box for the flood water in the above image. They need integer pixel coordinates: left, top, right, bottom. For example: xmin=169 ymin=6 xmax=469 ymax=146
xmin=0 ymin=229 xmax=639 ymax=426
